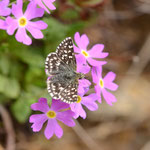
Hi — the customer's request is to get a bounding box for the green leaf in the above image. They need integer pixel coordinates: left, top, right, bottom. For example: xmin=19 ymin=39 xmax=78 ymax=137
xmin=11 ymin=48 xmax=45 ymax=68
xmin=0 ymin=75 xmax=7 ymax=93
xmin=43 ymin=18 xmax=68 ymax=41
xmin=0 ymin=74 xmax=20 ymax=98
xmin=43 ymin=18 xmax=69 ymax=53
xmin=11 ymin=91 xmax=36 ymax=123
xmin=25 ymin=67 xmax=45 ymax=87
xmin=9 ymin=61 xmax=25 ymax=80
xmin=0 ymin=94 xmax=10 ymax=104
xmin=0 ymin=55 xmax=10 ymax=75
xmin=11 ymin=90 xmax=51 ymax=123
xmin=11 ymin=98 xmax=31 ymax=123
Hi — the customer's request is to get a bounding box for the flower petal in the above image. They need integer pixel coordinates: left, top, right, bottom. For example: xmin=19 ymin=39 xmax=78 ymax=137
xmin=0 ymin=20 xmax=7 ymax=30
xmin=80 ymin=34 xmax=89 ymax=50
xmin=74 ymin=32 xmax=81 ymax=48
xmin=73 ymin=44 xmax=81 ymax=53
xmin=82 ymin=94 xmax=98 ymax=111
xmin=103 ymin=72 xmax=118 ymax=91
xmin=74 ymin=32 xmax=89 ymax=50
xmin=24 ymin=1 xmax=44 ymax=20
xmin=76 ymin=105 xmax=86 ymax=119
xmin=0 ymin=8 xmax=11 ymax=16
xmin=0 ymin=0 xmax=11 ymax=16
xmin=26 ymin=24 xmax=44 ymax=39
xmin=75 ymin=54 xmax=87 ymax=67
xmin=76 ymin=57 xmax=90 ymax=74
xmin=70 ymin=103 xmax=86 ymax=119
xmin=43 ymin=0 xmax=56 ymax=10
xmin=94 ymin=85 xmax=102 ymax=103
xmin=54 ymin=121 xmax=63 ymax=138
xmin=87 ymin=57 xmax=107 ymax=66
xmin=29 ymin=114 xmax=47 ymax=132
xmin=105 ymin=82 xmax=118 ymax=91
xmin=78 ymin=79 xmax=91 ymax=95
xmin=15 ymin=28 xmax=32 ymax=45
xmin=103 ymin=72 xmax=116 ymax=82
xmin=77 ymin=64 xmax=91 ymax=74
xmin=34 ymin=0 xmax=49 ymax=13
xmin=82 ymin=93 xmax=98 ymax=100
xmin=27 ymin=21 xmax=48 ymax=30
xmin=31 ymin=98 xmax=50 ymax=113
xmin=0 ymin=0 xmax=9 ymax=6
xmin=12 ymin=0 xmax=23 ymax=18
xmin=44 ymin=119 xmax=55 ymax=139
xmin=79 ymin=79 xmax=91 ymax=87
xmin=57 ymin=110 xmax=75 ymax=127
xmin=6 ymin=17 xmax=18 ymax=35
xmin=92 ymin=66 xmax=102 ymax=83
xmin=78 ymin=84 xmax=87 ymax=96
xmin=51 ymin=99 xmax=69 ymax=111
xmin=88 ymin=44 xmax=108 ymax=58
xmin=102 ymin=88 xmax=117 ymax=105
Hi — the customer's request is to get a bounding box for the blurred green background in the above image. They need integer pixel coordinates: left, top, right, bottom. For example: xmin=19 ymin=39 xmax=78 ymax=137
xmin=0 ymin=0 xmax=150 ymax=150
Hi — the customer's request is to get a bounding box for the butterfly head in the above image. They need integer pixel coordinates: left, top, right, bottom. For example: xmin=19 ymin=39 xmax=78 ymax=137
xmin=77 ymin=73 xmax=85 ymax=79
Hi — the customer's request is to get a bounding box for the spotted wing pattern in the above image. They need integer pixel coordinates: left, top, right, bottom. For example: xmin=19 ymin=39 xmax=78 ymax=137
xmin=45 ymin=53 xmax=66 ymax=76
xmin=45 ymin=37 xmax=78 ymax=104
xmin=59 ymin=82 xmax=78 ymax=103
xmin=56 ymin=37 xmax=76 ymax=69
xmin=47 ymin=76 xmax=69 ymax=99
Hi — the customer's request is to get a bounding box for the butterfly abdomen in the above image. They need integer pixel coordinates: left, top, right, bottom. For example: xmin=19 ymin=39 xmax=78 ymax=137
xmin=52 ymin=71 xmax=76 ymax=83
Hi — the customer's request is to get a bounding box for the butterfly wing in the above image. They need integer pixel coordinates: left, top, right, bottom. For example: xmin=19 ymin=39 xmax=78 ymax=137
xmin=59 ymin=82 xmax=78 ymax=103
xmin=47 ymin=76 xmax=69 ymax=99
xmin=46 ymin=37 xmax=78 ymax=104
xmin=45 ymin=52 xmax=68 ymax=76
xmin=56 ymin=37 xmax=76 ymax=70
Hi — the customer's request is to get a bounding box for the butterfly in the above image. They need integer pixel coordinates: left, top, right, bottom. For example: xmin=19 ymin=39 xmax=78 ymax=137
xmin=45 ymin=37 xmax=84 ymax=104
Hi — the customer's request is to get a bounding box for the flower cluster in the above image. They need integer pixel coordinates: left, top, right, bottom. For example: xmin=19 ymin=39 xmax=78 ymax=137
xmin=74 ymin=32 xmax=118 ymax=106
xmin=0 ymin=0 xmax=56 ymax=45
xmin=30 ymin=32 xmax=118 ymax=139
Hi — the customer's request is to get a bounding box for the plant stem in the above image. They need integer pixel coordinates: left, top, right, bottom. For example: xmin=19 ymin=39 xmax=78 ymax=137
xmin=8 ymin=1 xmax=16 ymax=7
xmin=0 ymin=16 xmax=5 ymax=20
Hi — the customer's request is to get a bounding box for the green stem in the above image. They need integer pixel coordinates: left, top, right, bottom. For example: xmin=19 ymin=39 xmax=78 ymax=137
xmin=8 ymin=0 xmax=27 ymax=7
xmin=8 ymin=1 xmax=16 ymax=7
xmin=0 ymin=16 xmax=5 ymax=20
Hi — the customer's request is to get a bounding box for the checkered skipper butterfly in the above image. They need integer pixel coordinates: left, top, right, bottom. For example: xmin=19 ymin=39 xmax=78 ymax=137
xmin=45 ymin=37 xmax=84 ymax=104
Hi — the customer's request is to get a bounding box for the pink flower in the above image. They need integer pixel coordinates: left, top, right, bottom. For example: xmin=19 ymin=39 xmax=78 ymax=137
xmin=74 ymin=32 xmax=109 ymax=67
xmin=70 ymin=89 xmax=98 ymax=119
xmin=78 ymin=79 xmax=91 ymax=94
xmin=0 ymin=0 xmax=11 ymax=16
xmin=5 ymin=0 xmax=48 ymax=45
xmin=0 ymin=20 xmax=8 ymax=30
xmin=76 ymin=58 xmax=91 ymax=74
xmin=32 ymin=0 xmax=56 ymax=14
xmin=0 ymin=0 xmax=11 ymax=30
xmin=92 ymin=67 xmax=118 ymax=106
xmin=29 ymin=98 xmax=75 ymax=139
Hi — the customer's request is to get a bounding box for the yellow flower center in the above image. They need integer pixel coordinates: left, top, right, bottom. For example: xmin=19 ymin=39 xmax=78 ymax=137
xmin=81 ymin=50 xmax=89 ymax=57
xmin=46 ymin=110 xmax=56 ymax=118
xmin=99 ymin=79 xmax=104 ymax=88
xmin=18 ymin=17 xmax=27 ymax=27
xmin=76 ymin=96 xmax=82 ymax=103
